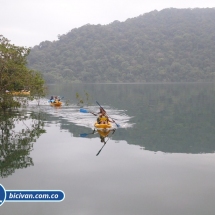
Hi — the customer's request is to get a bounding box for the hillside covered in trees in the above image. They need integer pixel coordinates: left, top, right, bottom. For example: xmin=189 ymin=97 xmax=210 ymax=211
xmin=27 ymin=8 xmax=215 ymax=83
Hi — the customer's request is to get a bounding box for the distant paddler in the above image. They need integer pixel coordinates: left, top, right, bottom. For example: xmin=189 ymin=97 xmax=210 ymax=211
xmin=49 ymin=95 xmax=62 ymax=107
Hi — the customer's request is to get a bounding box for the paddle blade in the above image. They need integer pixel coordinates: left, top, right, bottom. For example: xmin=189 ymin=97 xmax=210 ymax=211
xmin=80 ymin=108 xmax=89 ymax=113
xmin=80 ymin=133 xmax=89 ymax=137
xmin=116 ymin=123 xmax=120 ymax=128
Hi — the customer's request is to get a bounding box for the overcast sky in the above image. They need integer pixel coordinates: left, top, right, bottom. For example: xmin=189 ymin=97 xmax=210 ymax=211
xmin=1 ymin=0 xmax=214 ymax=47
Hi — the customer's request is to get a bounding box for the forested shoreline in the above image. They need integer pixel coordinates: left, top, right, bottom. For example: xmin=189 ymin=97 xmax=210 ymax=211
xmin=27 ymin=8 xmax=215 ymax=83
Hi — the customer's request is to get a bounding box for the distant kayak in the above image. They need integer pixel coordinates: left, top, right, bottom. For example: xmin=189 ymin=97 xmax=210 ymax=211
xmin=7 ymin=91 xmax=30 ymax=96
xmin=94 ymin=122 xmax=112 ymax=129
xmin=50 ymin=101 xmax=62 ymax=107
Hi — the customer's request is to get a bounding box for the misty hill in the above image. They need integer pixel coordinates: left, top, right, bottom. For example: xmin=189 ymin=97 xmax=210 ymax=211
xmin=27 ymin=8 xmax=215 ymax=83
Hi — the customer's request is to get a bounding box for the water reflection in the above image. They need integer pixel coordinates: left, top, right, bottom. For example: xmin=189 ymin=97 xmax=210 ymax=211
xmin=40 ymin=103 xmax=215 ymax=154
xmin=0 ymin=110 xmax=46 ymax=178
xmin=80 ymin=128 xmax=116 ymax=156
xmin=45 ymin=83 xmax=215 ymax=154
xmin=1 ymin=83 xmax=215 ymax=215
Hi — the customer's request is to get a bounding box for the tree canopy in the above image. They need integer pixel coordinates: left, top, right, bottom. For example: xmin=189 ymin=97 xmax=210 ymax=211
xmin=0 ymin=35 xmax=46 ymax=110
xmin=27 ymin=8 xmax=215 ymax=83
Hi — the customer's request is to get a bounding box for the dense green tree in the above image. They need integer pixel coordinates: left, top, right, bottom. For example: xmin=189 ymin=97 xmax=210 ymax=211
xmin=28 ymin=8 xmax=215 ymax=83
xmin=0 ymin=35 xmax=46 ymax=110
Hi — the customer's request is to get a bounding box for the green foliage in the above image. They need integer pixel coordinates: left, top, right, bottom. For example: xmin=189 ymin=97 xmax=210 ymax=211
xmin=76 ymin=91 xmax=92 ymax=106
xmin=0 ymin=110 xmax=46 ymax=178
xmin=0 ymin=35 xmax=46 ymax=109
xmin=28 ymin=8 xmax=215 ymax=83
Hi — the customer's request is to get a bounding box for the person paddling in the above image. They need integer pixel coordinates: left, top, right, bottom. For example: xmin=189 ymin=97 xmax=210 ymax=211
xmin=97 ymin=107 xmax=106 ymax=115
xmin=54 ymin=96 xmax=59 ymax=103
xmin=50 ymin=96 xmax=54 ymax=103
xmin=97 ymin=107 xmax=113 ymax=124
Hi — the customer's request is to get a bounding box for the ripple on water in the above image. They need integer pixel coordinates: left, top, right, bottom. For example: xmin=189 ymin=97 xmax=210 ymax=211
xmin=27 ymin=98 xmax=134 ymax=129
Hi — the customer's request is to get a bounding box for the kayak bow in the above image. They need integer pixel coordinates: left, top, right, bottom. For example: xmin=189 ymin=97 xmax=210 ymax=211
xmin=94 ymin=122 xmax=112 ymax=129
xmin=50 ymin=101 xmax=62 ymax=107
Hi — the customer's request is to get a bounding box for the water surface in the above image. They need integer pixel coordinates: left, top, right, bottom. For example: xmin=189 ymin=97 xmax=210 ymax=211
xmin=1 ymin=83 xmax=215 ymax=215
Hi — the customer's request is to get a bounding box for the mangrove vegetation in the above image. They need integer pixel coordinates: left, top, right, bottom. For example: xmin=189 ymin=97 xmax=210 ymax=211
xmin=0 ymin=35 xmax=46 ymax=110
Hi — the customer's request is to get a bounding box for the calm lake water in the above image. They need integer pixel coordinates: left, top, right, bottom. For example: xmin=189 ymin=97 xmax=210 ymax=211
xmin=1 ymin=83 xmax=215 ymax=215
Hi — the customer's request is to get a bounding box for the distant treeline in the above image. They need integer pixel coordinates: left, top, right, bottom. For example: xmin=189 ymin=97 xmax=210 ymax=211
xmin=27 ymin=8 xmax=215 ymax=83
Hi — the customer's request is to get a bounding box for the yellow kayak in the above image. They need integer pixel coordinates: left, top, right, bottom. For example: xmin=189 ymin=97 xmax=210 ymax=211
xmin=97 ymin=129 xmax=112 ymax=138
xmin=94 ymin=122 xmax=112 ymax=129
xmin=50 ymin=101 xmax=62 ymax=107
xmin=9 ymin=91 xmax=30 ymax=96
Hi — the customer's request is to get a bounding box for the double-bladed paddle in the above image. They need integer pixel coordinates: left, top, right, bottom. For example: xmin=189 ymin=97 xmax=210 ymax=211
xmin=80 ymin=108 xmax=97 ymax=116
xmin=80 ymin=129 xmax=96 ymax=137
xmin=96 ymin=143 xmax=106 ymax=156
xmin=96 ymin=129 xmax=116 ymax=156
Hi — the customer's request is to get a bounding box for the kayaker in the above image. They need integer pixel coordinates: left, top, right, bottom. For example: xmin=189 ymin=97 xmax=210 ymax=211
xmin=97 ymin=110 xmax=113 ymax=124
xmin=50 ymin=96 xmax=54 ymax=103
xmin=97 ymin=114 xmax=107 ymax=124
xmin=97 ymin=107 xmax=106 ymax=115
xmin=54 ymin=96 xmax=59 ymax=103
